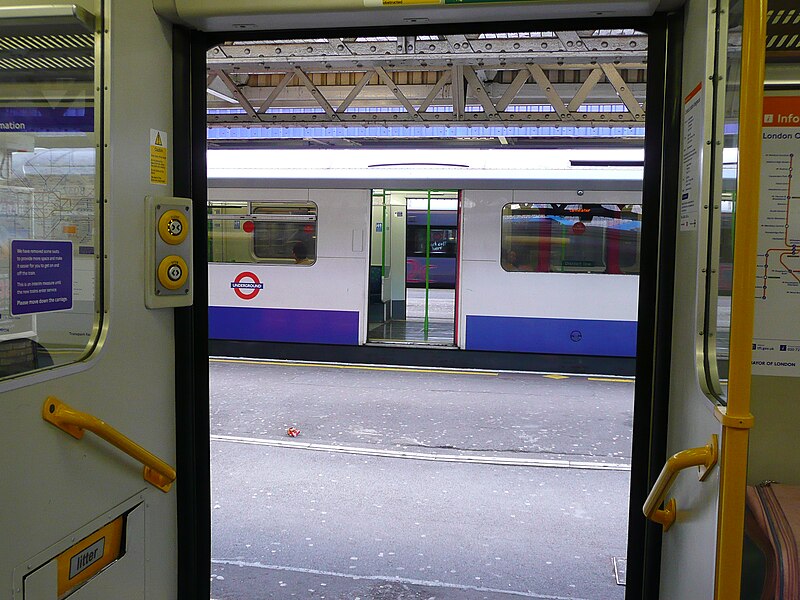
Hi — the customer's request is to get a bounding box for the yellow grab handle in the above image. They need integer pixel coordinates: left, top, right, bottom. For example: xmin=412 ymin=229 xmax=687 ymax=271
xmin=42 ymin=396 xmax=176 ymax=493
xmin=643 ymin=434 xmax=718 ymax=531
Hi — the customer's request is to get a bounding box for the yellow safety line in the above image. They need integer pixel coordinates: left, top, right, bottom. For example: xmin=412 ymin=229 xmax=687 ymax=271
xmin=714 ymin=0 xmax=766 ymax=597
xmin=210 ymin=358 xmax=498 ymax=376
xmin=211 ymin=358 xmax=638 ymax=381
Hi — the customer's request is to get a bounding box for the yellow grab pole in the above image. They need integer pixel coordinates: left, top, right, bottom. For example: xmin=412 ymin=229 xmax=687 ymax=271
xmin=713 ymin=0 xmax=766 ymax=597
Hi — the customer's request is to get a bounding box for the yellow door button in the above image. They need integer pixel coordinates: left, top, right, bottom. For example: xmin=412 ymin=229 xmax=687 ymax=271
xmin=158 ymin=209 xmax=189 ymax=245
xmin=157 ymin=255 xmax=188 ymax=290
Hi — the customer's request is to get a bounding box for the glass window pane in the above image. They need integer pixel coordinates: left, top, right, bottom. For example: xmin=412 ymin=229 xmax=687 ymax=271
xmin=207 ymin=201 xmax=317 ymax=265
xmin=712 ymin=0 xmax=744 ymax=397
xmin=0 ymin=22 xmax=100 ymax=379
xmin=500 ymin=203 xmax=641 ymax=274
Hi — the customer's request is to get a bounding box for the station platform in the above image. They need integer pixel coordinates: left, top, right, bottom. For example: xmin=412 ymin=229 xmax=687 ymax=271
xmin=210 ymin=358 xmax=634 ymax=600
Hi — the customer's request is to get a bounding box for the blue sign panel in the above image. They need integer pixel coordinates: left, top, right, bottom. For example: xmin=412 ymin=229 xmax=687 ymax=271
xmin=0 ymin=107 xmax=93 ymax=133
xmin=11 ymin=240 xmax=73 ymax=315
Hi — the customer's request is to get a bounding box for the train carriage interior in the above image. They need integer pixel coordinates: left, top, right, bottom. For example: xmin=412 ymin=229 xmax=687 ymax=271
xmin=2 ymin=0 xmax=800 ymax=599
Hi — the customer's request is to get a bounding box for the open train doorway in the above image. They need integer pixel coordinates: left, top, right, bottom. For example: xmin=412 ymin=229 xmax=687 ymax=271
xmin=367 ymin=189 xmax=460 ymax=347
xmin=201 ymin=20 xmax=663 ymax=600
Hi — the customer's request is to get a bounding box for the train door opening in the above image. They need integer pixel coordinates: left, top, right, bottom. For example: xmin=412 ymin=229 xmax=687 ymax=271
xmin=367 ymin=189 xmax=459 ymax=347
xmin=199 ymin=18 xmax=662 ymax=600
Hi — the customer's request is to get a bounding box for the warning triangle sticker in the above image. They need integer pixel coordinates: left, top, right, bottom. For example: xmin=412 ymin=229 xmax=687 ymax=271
xmin=155 ymin=132 xmax=162 ymax=146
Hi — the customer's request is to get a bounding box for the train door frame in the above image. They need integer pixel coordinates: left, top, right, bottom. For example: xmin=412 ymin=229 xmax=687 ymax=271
xmin=174 ymin=14 xmax=680 ymax=599
xmin=368 ymin=188 xmax=461 ymax=346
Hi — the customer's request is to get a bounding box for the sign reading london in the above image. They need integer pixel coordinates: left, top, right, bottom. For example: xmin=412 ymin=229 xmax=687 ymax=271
xmin=10 ymin=240 xmax=73 ymax=315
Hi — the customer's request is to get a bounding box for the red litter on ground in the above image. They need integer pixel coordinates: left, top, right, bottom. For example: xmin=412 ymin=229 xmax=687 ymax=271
xmin=287 ymin=428 xmax=300 ymax=437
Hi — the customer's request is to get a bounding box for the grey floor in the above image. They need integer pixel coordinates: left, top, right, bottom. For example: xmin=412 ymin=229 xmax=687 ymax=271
xmin=210 ymin=359 xmax=634 ymax=600
xmin=369 ymin=289 xmax=456 ymax=345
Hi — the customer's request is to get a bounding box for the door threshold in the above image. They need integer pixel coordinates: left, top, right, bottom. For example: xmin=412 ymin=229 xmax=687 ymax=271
xmin=366 ymin=340 xmax=458 ymax=349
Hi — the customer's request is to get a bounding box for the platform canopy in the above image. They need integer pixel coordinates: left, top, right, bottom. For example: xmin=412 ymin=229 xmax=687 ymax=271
xmin=206 ymin=30 xmax=650 ymax=146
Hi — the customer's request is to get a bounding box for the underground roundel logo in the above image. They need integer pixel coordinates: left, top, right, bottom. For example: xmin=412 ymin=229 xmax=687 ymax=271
xmin=231 ymin=271 xmax=263 ymax=300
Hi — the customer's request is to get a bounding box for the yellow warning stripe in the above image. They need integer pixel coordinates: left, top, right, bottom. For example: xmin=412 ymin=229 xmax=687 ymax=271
xmin=587 ymin=377 xmax=635 ymax=383
xmin=210 ymin=358 xmax=498 ymax=376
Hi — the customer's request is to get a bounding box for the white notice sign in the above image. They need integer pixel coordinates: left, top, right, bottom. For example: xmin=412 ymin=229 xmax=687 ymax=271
xmin=680 ymin=82 xmax=705 ymax=231
xmin=752 ymin=95 xmax=800 ymax=376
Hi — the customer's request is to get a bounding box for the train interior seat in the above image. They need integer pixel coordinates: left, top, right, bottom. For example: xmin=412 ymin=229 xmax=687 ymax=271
xmin=743 ymin=483 xmax=800 ymax=599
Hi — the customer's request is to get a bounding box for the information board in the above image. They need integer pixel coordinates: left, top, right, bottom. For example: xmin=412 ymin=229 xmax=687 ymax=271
xmin=752 ymin=95 xmax=800 ymax=376
xmin=10 ymin=240 xmax=73 ymax=316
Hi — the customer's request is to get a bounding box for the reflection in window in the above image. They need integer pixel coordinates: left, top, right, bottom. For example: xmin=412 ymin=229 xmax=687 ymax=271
xmin=0 ymin=22 xmax=100 ymax=379
xmin=711 ymin=0 xmax=743 ymax=394
xmin=500 ymin=203 xmax=642 ymax=274
xmin=407 ymin=226 xmax=458 ymax=258
xmin=208 ymin=202 xmax=317 ymax=265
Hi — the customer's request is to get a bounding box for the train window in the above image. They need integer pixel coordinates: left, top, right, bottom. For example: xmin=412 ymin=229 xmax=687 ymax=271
xmin=207 ymin=202 xmax=317 ymax=265
xmin=500 ymin=203 xmax=641 ymax=274
xmin=0 ymin=10 xmax=102 ymax=380
xmin=406 ymin=225 xmax=458 ymax=259
xmin=700 ymin=0 xmax=743 ymax=401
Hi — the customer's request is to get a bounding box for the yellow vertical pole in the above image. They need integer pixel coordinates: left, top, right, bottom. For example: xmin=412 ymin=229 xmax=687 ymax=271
xmin=713 ymin=0 xmax=766 ymax=597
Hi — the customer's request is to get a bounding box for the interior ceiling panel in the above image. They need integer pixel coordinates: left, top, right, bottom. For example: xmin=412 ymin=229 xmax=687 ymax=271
xmin=155 ymin=0 xmax=662 ymax=31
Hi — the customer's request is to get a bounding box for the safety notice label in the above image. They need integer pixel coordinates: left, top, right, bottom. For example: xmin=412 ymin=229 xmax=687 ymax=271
xmin=150 ymin=128 xmax=168 ymax=185
xmin=752 ymin=95 xmax=800 ymax=377
xmin=10 ymin=240 xmax=73 ymax=315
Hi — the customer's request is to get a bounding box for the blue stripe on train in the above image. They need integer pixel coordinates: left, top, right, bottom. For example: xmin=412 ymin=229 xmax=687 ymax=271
xmin=465 ymin=315 xmax=637 ymax=357
xmin=209 ymin=306 xmax=359 ymax=345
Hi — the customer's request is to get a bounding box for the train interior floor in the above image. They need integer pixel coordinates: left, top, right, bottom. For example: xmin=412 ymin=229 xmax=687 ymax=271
xmin=368 ymin=288 xmax=456 ymax=346
xmin=209 ymin=358 xmax=634 ymax=600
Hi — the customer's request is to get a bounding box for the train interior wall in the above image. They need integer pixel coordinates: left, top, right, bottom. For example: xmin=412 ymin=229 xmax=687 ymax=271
xmin=4 ymin=0 xmax=800 ymax=598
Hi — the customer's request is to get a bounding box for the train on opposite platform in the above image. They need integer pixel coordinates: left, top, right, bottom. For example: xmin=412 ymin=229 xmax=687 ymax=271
xmin=405 ymin=208 xmax=459 ymax=288
xmin=206 ymin=148 xmax=648 ymax=367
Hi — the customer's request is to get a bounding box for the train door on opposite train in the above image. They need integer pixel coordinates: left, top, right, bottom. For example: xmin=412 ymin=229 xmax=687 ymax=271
xmin=368 ymin=189 xmax=460 ymax=346
xmin=1 ymin=0 xmax=191 ymax=598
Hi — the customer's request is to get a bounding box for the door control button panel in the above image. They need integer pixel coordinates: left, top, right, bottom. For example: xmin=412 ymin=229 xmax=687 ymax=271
xmin=146 ymin=196 xmax=193 ymax=308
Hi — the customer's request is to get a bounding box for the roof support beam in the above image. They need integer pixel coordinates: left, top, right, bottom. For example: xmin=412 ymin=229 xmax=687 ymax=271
xmin=495 ymin=69 xmax=531 ymax=112
xmin=463 ymin=66 xmax=499 ymax=119
xmin=567 ymin=67 xmax=603 ymax=112
xmin=600 ymin=63 xmax=645 ymax=120
xmin=257 ymin=70 xmax=295 ymax=113
xmin=555 ymin=31 xmax=587 ymax=52
xmin=527 ymin=64 xmax=568 ymax=120
xmin=294 ymin=66 xmax=338 ymax=119
xmin=212 ymin=69 xmax=259 ymax=120
xmin=452 ymin=65 xmax=465 ymax=120
xmin=335 ymin=70 xmax=374 ymax=114
xmin=417 ymin=70 xmax=451 ymax=113
xmin=374 ymin=66 xmax=422 ymax=121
